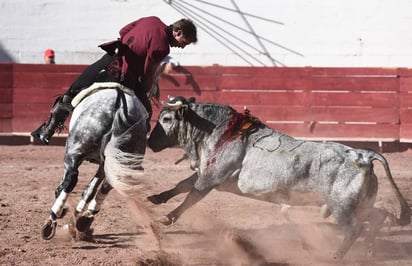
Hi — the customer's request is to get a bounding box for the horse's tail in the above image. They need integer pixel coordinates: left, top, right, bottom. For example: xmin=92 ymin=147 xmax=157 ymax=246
xmin=103 ymin=92 xmax=147 ymax=197
xmin=104 ymin=136 xmax=144 ymax=196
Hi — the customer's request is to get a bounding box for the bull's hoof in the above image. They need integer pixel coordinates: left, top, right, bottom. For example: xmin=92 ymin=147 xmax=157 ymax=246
xmin=320 ymin=204 xmax=331 ymax=218
xmin=41 ymin=219 xmax=57 ymax=240
xmin=156 ymin=215 xmax=173 ymax=226
xmin=76 ymin=216 xmax=94 ymax=232
xmin=333 ymin=250 xmax=344 ymax=260
xmin=147 ymin=194 xmax=165 ymax=205
xmin=365 ymin=242 xmax=376 ymax=257
xmin=280 ymin=204 xmax=291 ymax=215
xmin=366 ymin=248 xmax=375 ymax=257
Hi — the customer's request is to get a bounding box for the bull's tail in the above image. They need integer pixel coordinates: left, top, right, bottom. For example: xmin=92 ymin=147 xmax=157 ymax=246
xmin=371 ymin=151 xmax=411 ymax=226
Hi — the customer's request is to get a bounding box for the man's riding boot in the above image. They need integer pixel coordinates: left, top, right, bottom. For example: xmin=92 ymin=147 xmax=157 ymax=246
xmin=31 ymin=95 xmax=73 ymax=145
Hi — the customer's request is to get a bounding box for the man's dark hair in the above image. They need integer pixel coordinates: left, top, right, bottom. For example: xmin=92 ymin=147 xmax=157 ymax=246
xmin=171 ymin=19 xmax=197 ymax=43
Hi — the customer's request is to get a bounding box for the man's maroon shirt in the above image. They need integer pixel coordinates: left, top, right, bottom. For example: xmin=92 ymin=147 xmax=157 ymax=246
xmin=119 ymin=16 xmax=171 ymax=91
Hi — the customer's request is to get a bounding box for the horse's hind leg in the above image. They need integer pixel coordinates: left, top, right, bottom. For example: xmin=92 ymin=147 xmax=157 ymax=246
xmin=72 ymin=166 xmax=104 ymax=234
xmin=41 ymin=155 xmax=81 ymax=240
xmin=76 ymin=179 xmax=113 ymax=233
xmin=75 ymin=166 xmax=105 ymax=215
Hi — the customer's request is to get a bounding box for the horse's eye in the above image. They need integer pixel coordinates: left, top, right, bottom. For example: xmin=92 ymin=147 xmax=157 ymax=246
xmin=162 ymin=117 xmax=172 ymax=123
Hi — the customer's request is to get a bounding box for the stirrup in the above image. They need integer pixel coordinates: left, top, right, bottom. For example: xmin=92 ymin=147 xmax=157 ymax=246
xmin=31 ymin=124 xmax=49 ymax=145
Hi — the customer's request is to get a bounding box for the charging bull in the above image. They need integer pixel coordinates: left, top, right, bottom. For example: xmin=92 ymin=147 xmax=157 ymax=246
xmin=147 ymin=96 xmax=411 ymax=259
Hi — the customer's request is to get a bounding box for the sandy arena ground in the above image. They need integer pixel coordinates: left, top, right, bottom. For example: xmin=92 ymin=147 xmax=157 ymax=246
xmin=1 ymin=144 xmax=412 ymax=265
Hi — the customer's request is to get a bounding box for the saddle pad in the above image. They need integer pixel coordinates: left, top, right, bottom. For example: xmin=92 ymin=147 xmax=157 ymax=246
xmin=71 ymin=82 xmax=135 ymax=107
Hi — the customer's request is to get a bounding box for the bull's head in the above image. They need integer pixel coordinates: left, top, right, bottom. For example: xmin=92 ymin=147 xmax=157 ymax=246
xmin=148 ymin=96 xmax=193 ymax=152
xmin=148 ymin=96 xmax=215 ymax=152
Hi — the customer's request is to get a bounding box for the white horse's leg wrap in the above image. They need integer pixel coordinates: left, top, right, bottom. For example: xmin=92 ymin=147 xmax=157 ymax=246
xmin=51 ymin=191 xmax=68 ymax=218
xmin=76 ymin=177 xmax=100 ymax=213
xmin=87 ymin=189 xmax=108 ymax=215
xmin=76 ymin=199 xmax=86 ymax=213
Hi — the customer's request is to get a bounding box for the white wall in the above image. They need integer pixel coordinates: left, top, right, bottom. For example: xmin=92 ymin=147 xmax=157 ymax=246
xmin=1 ymin=0 xmax=411 ymax=67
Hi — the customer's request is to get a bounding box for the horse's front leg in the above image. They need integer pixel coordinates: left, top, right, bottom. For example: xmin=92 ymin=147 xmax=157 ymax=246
xmin=41 ymin=160 xmax=80 ymax=240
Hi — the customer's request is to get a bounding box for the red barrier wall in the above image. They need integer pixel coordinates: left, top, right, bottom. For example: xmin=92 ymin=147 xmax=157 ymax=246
xmin=1 ymin=63 xmax=412 ymax=148
xmin=157 ymin=65 xmax=412 ymax=144
xmin=0 ymin=64 xmax=87 ymax=133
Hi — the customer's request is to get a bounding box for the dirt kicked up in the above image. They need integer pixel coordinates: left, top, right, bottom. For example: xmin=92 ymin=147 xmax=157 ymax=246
xmin=1 ymin=144 xmax=412 ymax=265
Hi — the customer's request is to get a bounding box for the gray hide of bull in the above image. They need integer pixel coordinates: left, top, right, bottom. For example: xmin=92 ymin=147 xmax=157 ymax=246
xmin=147 ymin=96 xmax=411 ymax=259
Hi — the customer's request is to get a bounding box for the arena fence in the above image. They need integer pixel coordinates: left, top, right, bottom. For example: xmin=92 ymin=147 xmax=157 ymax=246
xmin=1 ymin=63 xmax=412 ymax=151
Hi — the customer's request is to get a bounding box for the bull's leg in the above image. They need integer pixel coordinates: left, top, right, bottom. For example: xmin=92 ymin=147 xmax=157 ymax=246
xmin=334 ymin=217 xmax=364 ymax=259
xmin=41 ymin=156 xmax=81 ymax=240
xmin=147 ymin=172 xmax=198 ymax=205
xmin=159 ymin=187 xmax=213 ymax=225
xmin=76 ymin=179 xmax=113 ymax=232
xmin=360 ymin=207 xmax=388 ymax=256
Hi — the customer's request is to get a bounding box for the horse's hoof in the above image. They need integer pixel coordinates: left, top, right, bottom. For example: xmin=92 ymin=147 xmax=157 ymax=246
xmin=41 ymin=220 xmax=57 ymax=240
xmin=147 ymin=195 xmax=164 ymax=205
xmin=58 ymin=206 xmax=69 ymax=218
xmin=76 ymin=216 xmax=94 ymax=232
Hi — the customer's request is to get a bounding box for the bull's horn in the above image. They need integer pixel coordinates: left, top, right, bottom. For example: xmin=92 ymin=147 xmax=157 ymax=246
xmin=162 ymin=100 xmax=183 ymax=110
xmin=167 ymin=95 xmax=175 ymax=101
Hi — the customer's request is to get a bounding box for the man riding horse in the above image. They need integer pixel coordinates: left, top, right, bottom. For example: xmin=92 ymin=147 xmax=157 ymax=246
xmin=32 ymin=16 xmax=197 ymax=145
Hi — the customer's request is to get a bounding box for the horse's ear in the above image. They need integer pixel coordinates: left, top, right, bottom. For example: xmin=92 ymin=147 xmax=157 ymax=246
xmin=188 ymin=97 xmax=196 ymax=103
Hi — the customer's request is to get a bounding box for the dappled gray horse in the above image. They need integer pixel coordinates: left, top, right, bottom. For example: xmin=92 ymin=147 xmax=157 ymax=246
xmin=41 ymin=82 xmax=148 ymax=240
xmin=147 ymin=96 xmax=411 ymax=259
